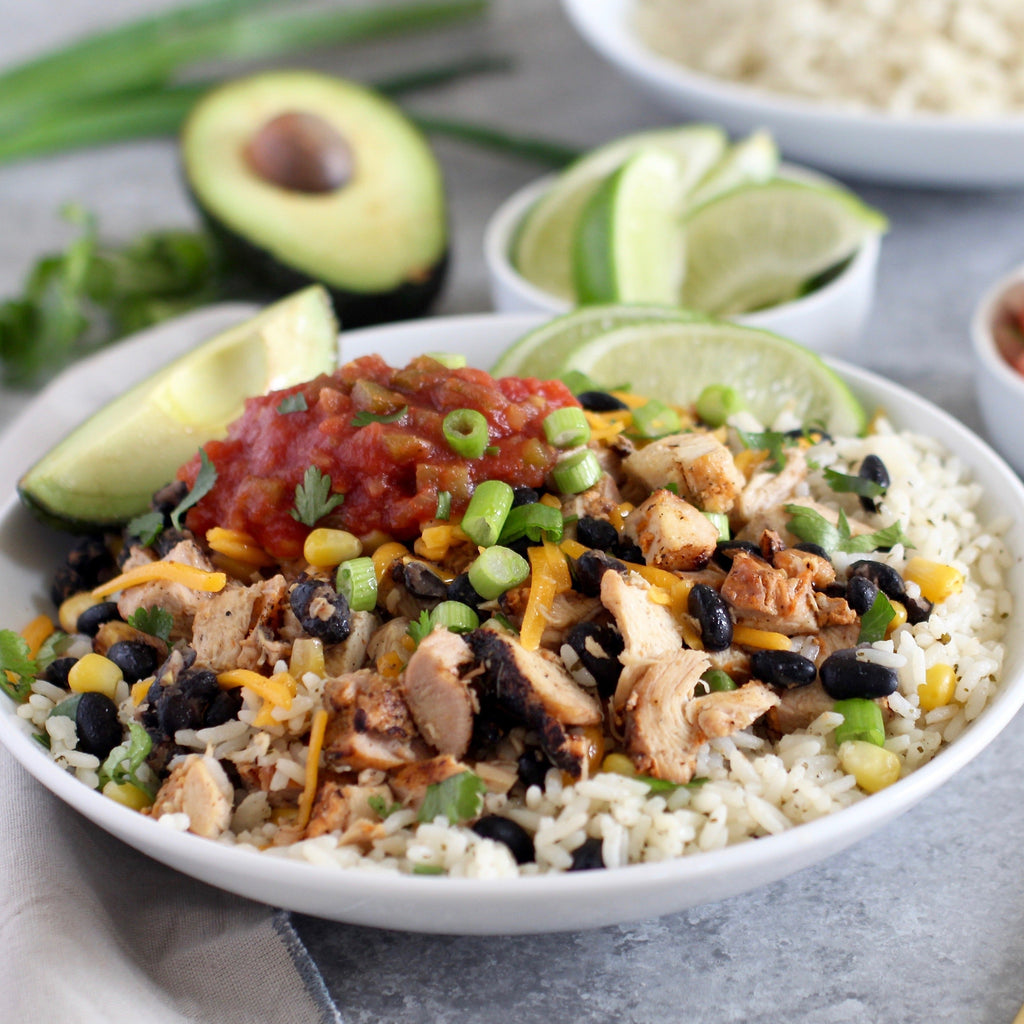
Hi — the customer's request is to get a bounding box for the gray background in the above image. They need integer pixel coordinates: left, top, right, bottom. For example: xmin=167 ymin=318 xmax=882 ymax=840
xmin=2 ymin=2 xmax=1024 ymax=1022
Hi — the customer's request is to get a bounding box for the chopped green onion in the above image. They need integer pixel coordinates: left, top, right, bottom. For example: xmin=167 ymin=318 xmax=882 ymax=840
xmin=695 ymin=384 xmax=745 ymax=427
xmin=702 ymin=511 xmax=730 ymax=541
xmin=442 ymin=408 xmax=489 ymax=458
xmin=700 ymin=668 xmax=737 ymax=693
xmin=425 ymin=351 xmax=467 ymax=368
xmin=428 ymin=600 xmax=480 ymax=633
xmin=559 ymin=369 xmax=602 ymax=395
xmin=551 ymin=449 xmax=603 ymax=494
xmin=542 ymin=406 xmax=590 ymax=448
xmin=336 ymin=556 xmax=378 ymax=612
xmin=460 ymin=480 xmax=514 ymax=547
xmin=436 ymin=490 xmax=452 ymax=521
xmin=629 ymin=399 xmax=681 ymax=439
xmin=498 ymin=502 xmax=563 ymax=545
xmin=467 ymin=545 xmax=530 ymax=600
xmin=833 ymin=698 xmax=885 ymax=747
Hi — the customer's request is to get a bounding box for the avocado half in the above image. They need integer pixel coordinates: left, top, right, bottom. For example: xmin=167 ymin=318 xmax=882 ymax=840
xmin=18 ymin=285 xmax=339 ymax=534
xmin=182 ymin=71 xmax=449 ymax=327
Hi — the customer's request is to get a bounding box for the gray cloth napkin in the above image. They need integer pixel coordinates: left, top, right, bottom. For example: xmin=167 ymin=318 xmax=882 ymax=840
xmin=0 ymin=744 xmax=342 ymax=1024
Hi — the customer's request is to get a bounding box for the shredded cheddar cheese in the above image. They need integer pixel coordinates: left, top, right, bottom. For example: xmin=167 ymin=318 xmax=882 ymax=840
xmin=92 ymin=562 xmax=227 ymax=598
xmin=205 ymin=527 xmax=276 ymax=567
xmin=295 ymin=708 xmax=329 ymax=831
xmin=21 ymin=614 xmax=54 ymax=657
xmin=732 ymin=625 xmax=791 ymax=650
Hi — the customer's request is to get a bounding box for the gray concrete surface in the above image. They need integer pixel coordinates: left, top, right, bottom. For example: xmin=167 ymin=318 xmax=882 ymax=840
xmin=2 ymin=2 xmax=1024 ymax=1021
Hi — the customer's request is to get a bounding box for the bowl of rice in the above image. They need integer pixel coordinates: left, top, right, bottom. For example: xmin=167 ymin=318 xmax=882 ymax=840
xmin=560 ymin=0 xmax=1024 ymax=188
xmin=1 ymin=309 xmax=1023 ymax=935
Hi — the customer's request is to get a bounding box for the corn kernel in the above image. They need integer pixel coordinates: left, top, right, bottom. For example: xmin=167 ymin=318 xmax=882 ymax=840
xmin=575 ymin=724 xmax=606 ymax=779
xmin=918 ymin=663 xmax=957 ymax=711
xmin=376 ymin=650 xmax=406 ymax=678
xmin=59 ymin=591 xmax=99 ymax=634
xmin=838 ymin=739 xmax=901 ymax=793
xmin=903 ymin=557 xmax=965 ymax=604
xmin=68 ymin=653 xmax=123 ymax=700
xmin=289 ymin=637 xmax=325 ymax=679
xmin=609 ymin=503 xmax=634 ymax=533
xmin=103 ymin=780 xmax=153 ymax=811
xmin=414 ymin=526 xmax=452 ymax=562
xmin=601 ymin=753 xmax=637 ymax=777
xmin=371 ymin=542 xmax=409 ymax=585
xmin=303 ymin=528 xmax=362 ymax=569
xmin=885 ymin=600 xmax=908 ymax=637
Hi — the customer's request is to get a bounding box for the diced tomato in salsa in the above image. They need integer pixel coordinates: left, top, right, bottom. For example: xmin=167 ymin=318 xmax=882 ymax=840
xmin=178 ymin=355 xmax=579 ymax=559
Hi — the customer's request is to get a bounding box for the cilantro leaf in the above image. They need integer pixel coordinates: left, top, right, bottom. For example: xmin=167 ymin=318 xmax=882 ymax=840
xmin=171 ymin=449 xmax=217 ymax=530
xmin=823 ymin=467 xmax=886 ymax=500
xmin=277 ymin=393 xmax=308 ymax=414
xmin=0 ymin=629 xmax=38 ymax=701
xmin=417 ymin=771 xmax=486 ymax=824
xmin=34 ymin=631 xmax=69 ymax=673
xmin=407 ymin=609 xmax=432 ymax=648
xmin=737 ymin=429 xmax=789 ymax=473
xmin=367 ymin=794 xmax=403 ymax=819
xmin=858 ymin=590 xmax=896 ymax=643
xmin=127 ymin=510 xmax=165 ymax=546
xmin=351 ymin=406 xmax=408 ymax=427
xmin=783 ymin=504 xmax=840 ymax=551
xmin=98 ymin=722 xmax=155 ymax=797
xmin=784 ymin=504 xmax=913 ymax=555
xmin=290 ymin=465 xmax=345 ymax=527
xmin=412 ymin=865 xmax=445 ymax=875
xmin=838 ymin=519 xmax=912 ymax=553
xmin=127 ymin=606 xmax=173 ymax=644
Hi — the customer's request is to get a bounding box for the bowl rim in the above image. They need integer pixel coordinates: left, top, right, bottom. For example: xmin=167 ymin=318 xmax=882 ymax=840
xmin=482 ymin=166 xmax=882 ymax=323
xmin=970 ymin=262 xmax=1024 ymax=396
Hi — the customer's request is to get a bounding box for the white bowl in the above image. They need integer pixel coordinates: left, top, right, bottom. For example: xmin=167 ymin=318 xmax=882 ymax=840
xmin=483 ymin=173 xmax=880 ymax=357
xmin=559 ymin=0 xmax=1024 ymax=189
xmin=2 ymin=308 xmax=1024 ymax=935
xmin=971 ymin=265 xmax=1024 ymax=477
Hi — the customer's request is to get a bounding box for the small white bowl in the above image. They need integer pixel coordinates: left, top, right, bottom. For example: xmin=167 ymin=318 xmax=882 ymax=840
xmin=483 ymin=172 xmax=880 ymax=356
xmin=971 ymin=265 xmax=1024 ymax=477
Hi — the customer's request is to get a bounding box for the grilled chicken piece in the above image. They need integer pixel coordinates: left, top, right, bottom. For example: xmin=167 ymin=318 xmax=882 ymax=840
xmin=561 ymin=470 xmax=622 ymax=522
xmin=150 ymin=754 xmax=233 ymax=838
xmin=402 ymin=629 xmax=477 ymax=758
xmin=731 ymin=447 xmax=808 ymax=530
xmin=322 ymin=669 xmax=428 ymax=771
xmin=772 ymin=544 xmax=837 ymax=589
xmin=304 ymin=775 xmax=394 ymax=840
xmin=324 ymin=610 xmax=378 ymax=675
xmin=623 ymin=651 xmax=779 ymax=783
xmin=599 ymin=570 xmax=682 ymax=706
xmin=764 ymin=680 xmax=836 ymax=735
xmin=705 ymin=644 xmax=752 ymax=685
xmin=623 ymin=489 xmax=719 ymax=571
xmin=721 ymin=550 xmax=856 ymax=635
xmin=467 ymin=630 xmax=602 ymax=777
xmin=115 ymin=539 xmax=216 ymax=641
xmin=191 ymin=574 xmax=290 ymax=672
xmin=623 ymin=432 xmax=744 ymax=514
xmin=389 ymin=753 xmax=472 ymax=810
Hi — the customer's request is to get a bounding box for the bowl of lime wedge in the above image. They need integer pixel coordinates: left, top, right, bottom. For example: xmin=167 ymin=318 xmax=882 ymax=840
xmin=484 ymin=126 xmax=885 ymax=355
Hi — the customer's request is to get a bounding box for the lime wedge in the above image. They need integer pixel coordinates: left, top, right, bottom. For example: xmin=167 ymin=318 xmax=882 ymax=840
xmin=572 ymin=147 xmax=687 ymax=305
xmin=511 ymin=125 xmax=727 ymax=302
xmin=18 ymin=286 xmax=339 ymax=531
xmin=687 ymin=129 xmax=780 ymax=209
xmin=559 ymin=318 xmax=867 ymax=435
xmin=679 ymin=180 xmax=889 ymax=317
xmin=490 ymin=303 xmax=702 ymax=379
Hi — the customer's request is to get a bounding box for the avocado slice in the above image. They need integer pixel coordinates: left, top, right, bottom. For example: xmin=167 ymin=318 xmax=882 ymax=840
xmin=18 ymin=285 xmax=338 ymax=533
xmin=181 ymin=71 xmax=449 ymax=327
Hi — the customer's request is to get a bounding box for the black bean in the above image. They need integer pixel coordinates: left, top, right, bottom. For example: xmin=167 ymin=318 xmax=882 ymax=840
xmin=858 ymin=454 xmax=890 ymax=513
xmin=572 ymin=550 xmax=626 ymax=597
xmin=576 ymin=516 xmax=619 ymax=551
xmin=402 ymin=561 xmax=448 ymax=600
xmin=750 ymin=649 xmax=818 ymax=689
xmin=50 ymin=538 xmax=117 ymax=605
xmin=151 ymin=480 xmax=188 ymax=515
xmin=568 ymin=836 xmax=605 ymax=871
xmin=713 ymin=539 xmax=762 ymax=571
xmin=517 ymin=747 xmax=551 ymax=790
xmin=687 ymin=584 xmax=734 ymax=652
xmin=565 ymin=621 xmax=624 ymax=699
xmin=75 ymin=692 xmax=122 ymax=758
xmin=42 ymin=656 xmax=77 ymax=691
xmin=784 ymin=427 xmax=831 ymax=443
xmin=447 ymin=572 xmax=484 ymax=611
xmin=794 ymin=542 xmax=832 ymax=562
xmin=178 ymin=668 xmax=220 ymax=701
xmin=611 ymin=538 xmax=644 ymax=564
xmin=576 ymin=391 xmax=628 ymax=413
xmin=106 ymin=641 xmax=160 ymax=684
xmin=204 ymin=688 xmax=243 ymax=728
xmin=76 ymin=601 xmax=122 ymax=637
xmin=848 ymin=560 xmax=906 ymax=601
xmin=820 ymin=649 xmax=898 ymax=700
xmin=158 ymin=690 xmax=204 ymax=736
xmin=845 ymin=575 xmax=879 ymax=616
xmin=904 ymin=593 xmax=934 ymax=625
xmin=153 ymin=528 xmax=194 ymax=558
xmin=511 ymin=486 xmax=540 ymax=508
xmin=471 ymin=815 xmax=536 ymax=864
xmin=289 ymin=578 xmax=351 ymax=644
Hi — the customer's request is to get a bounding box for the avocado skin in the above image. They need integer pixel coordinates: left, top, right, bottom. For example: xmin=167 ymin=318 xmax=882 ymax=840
xmin=196 ymin=199 xmax=450 ymax=328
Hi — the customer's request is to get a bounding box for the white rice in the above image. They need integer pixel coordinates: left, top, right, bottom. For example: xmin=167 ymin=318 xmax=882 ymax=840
xmin=632 ymin=0 xmax=1024 ymax=116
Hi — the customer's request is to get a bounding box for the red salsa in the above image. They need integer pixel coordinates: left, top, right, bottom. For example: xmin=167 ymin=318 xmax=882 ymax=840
xmin=178 ymin=354 xmax=579 ymax=559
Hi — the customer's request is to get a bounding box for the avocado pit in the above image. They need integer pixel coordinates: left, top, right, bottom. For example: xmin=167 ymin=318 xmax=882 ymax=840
xmin=245 ymin=111 xmax=353 ymax=194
